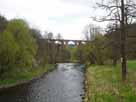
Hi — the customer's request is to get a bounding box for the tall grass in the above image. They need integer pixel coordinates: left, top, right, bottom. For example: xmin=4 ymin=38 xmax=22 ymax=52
xmin=84 ymin=60 xmax=136 ymax=102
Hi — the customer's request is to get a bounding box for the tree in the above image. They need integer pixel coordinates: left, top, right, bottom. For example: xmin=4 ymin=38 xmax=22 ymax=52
xmin=73 ymin=34 xmax=111 ymax=65
xmin=0 ymin=31 xmax=19 ymax=75
xmin=43 ymin=32 xmax=56 ymax=63
xmin=0 ymin=15 xmax=8 ymax=32
xmin=30 ymin=28 xmax=42 ymax=40
xmin=83 ymin=24 xmax=102 ymax=41
xmin=87 ymin=35 xmax=110 ymax=65
xmin=72 ymin=45 xmax=87 ymax=63
xmin=55 ymin=33 xmax=63 ymax=39
xmin=46 ymin=32 xmax=54 ymax=39
xmin=93 ymin=0 xmax=136 ymax=81
xmin=106 ymin=23 xmax=136 ymax=63
xmin=126 ymin=23 xmax=136 ymax=59
xmin=6 ymin=19 xmax=37 ymax=68
xmin=105 ymin=24 xmax=121 ymax=66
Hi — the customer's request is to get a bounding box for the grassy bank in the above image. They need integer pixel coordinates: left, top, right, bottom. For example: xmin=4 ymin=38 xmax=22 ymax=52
xmin=84 ymin=60 xmax=136 ymax=102
xmin=0 ymin=64 xmax=55 ymax=88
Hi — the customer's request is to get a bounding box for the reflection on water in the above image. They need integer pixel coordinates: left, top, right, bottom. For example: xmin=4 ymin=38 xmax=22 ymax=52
xmin=0 ymin=63 xmax=84 ymax=102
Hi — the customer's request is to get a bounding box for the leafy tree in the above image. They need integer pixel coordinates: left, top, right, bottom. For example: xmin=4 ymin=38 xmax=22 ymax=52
xmin=30 ymin=28 xmax=42 ymax=40
xmin=74 ymin=35 xmax=111 ymax=65
xmin=87 ymin=35 xmax=110 ymax=65
xmin=93 ymin=0 xmax=136 ymax=81
xmin=6 ymin=19 xmax=37 ymax=68
xmin=0 ymin=31 xmax=19 ymax=74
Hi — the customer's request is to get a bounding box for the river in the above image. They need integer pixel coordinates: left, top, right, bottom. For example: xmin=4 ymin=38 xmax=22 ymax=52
xmin=0 ymin=63 xmax=85 ymax=102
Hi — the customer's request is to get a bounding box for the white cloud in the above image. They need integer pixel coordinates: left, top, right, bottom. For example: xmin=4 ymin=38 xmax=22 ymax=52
xmin=0 ymin=0 xmax=107 ymax=40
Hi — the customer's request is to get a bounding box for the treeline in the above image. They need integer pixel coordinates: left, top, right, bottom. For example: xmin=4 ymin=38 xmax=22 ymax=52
xmin=73 ymin=24 xmax=136 ymax=65
xmin=0 ymin=15 xmax=37 ymax=76
xmin=35 ymin=33 xmax=71 ymax=64
xmin=0 ymin=15 xmax=70 ymax=77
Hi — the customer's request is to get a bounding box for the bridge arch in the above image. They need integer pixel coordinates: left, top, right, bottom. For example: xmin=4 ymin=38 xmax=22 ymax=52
xmin=67 ymin=41 xmax=76 ymax=45
xmin=45 ymin=38 xmax=89 ymax=47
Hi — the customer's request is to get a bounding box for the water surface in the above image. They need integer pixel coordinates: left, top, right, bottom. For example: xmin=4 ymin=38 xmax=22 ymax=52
xmin=0 ymin=63 xmax=84 ymax=102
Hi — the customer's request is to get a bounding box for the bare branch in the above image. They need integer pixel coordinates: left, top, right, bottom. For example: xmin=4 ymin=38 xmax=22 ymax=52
xmin=96 ymin=3 xmax=121 ymax=10
xmin=94 ymin=0 xmax=136 ymax=25
xmin=125 ymin=4 xmax=136 ymax=9
xmin=106 ymin=8 xmax=117 ymax=17
xmin=92 ymin=16 xmax=120 ymax=22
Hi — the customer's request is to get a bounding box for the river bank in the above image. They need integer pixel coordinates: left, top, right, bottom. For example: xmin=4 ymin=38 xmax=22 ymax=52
xmin=0 ymin=64 xmax=55 ymax=89
xmin=0 ymin=63 xmax=84 ymax=102
xmin=84 ymin=60 xmax=136 ymax=102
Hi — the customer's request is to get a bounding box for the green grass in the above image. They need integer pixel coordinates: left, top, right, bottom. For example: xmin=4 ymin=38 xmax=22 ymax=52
xmin=84 ymin=60 xmax=136 ymax=102
xmin=128 ymin=60 xmax=136 ymax=69
xmin=0 ymin=64 xmax=55 ymax=86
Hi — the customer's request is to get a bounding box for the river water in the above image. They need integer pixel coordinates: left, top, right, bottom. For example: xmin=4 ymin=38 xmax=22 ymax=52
xmin=0 ymin=63 xmax=85 ymax=102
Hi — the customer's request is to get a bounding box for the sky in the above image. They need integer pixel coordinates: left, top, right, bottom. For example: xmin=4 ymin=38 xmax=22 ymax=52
xmin=0 ymin=0 xmax=107 ymax=40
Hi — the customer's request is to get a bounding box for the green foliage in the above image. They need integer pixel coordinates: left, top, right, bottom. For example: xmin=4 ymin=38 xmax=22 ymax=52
xmin=70 ymin=47 xmax=78 ymax=61
xmin=30 ymin=28 xmax=42 ymax=40
xmin=73 ymin=34 xmax=112 ymax=65
xmin=85 ymin=61 xmax=136 ymax=102
xmin=90 ymin=35 xmax=111 ymax=65
xmin=0 ymin=31 xmax=19 ymax=73
xmin=0 ymin=64 xmax=55 ymax=86
xmin=72 ymin=46 xmax=87 ymax=63
xmin=6 ymin=19 xmax=37 ymax=68
xmin=0 ymin=18 xmax=37 ymax=76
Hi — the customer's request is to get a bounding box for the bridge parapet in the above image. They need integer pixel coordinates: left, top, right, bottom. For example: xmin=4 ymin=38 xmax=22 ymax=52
xmin=44 ymin=38 xmax=89 ymax=47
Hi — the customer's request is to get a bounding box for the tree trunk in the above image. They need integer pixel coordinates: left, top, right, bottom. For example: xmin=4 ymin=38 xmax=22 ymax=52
xmin=121 ymin=0 xmax=127 ymax=81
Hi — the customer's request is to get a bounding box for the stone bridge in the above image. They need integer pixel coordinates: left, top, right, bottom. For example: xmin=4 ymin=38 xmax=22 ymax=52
xmin=45 ymin=39 xmax=88 ymax=46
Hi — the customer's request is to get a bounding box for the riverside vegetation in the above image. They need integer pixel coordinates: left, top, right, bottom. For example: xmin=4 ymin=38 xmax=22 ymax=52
xmin=84 ymin=60 xmax=136 ymax=102
xmin=0 ymin=15 xmax=61 ymax=87
xmin=1 ymin=0 xmax=136 ymax=100
xmin=72 ymin=19 xmax=136 ymax=102
xmin=0 ymin=64 xmax=55 ymax=87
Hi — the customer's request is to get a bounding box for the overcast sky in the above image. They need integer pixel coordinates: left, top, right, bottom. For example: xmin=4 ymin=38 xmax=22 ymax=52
xmin=0 ymin=0 xmax=107 ymax=40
